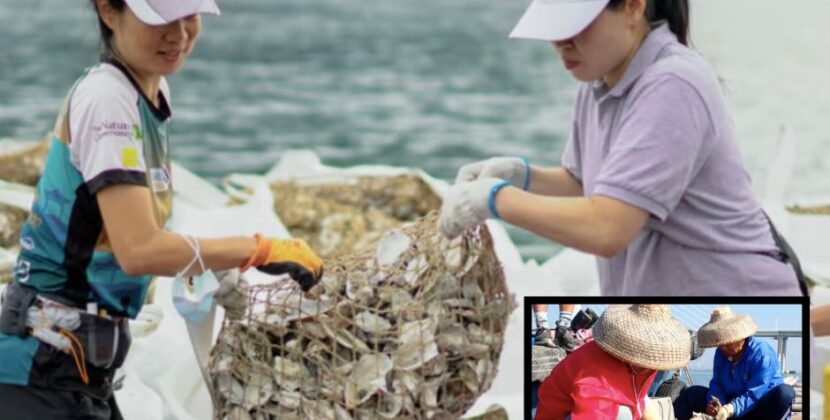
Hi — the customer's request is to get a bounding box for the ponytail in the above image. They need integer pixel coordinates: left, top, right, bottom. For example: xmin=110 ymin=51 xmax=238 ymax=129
xmin=647 ymin=0 xmax=689 ymax=45
xmin=90 ymin=0 xmax=127 ymax=59
xmin=608 ymin=0 xmax=690 ymax=46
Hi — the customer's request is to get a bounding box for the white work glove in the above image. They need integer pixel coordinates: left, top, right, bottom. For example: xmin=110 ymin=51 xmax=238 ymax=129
xmin=214 ymin=269 xmax=249 ymax=320
xmin=130 ymin=303 xmax=164 ymax=338
xmin=439 ymin=177 xmax=510 ymax=238
xmin=715 ymin=403 xmax=734 ymax=420
xmin=455 ymin=157 xmax=531 ymax=190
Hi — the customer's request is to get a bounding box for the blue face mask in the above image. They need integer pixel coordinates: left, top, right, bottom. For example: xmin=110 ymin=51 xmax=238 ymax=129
xmin=172 ymin=235 xmax=219 ymax=324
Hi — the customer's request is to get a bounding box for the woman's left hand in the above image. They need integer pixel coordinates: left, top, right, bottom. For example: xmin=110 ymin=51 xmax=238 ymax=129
xmin=715 ymin=403 xmax=734 ymax=420
xmin=439 ymin=177 xmax=510 ymax=238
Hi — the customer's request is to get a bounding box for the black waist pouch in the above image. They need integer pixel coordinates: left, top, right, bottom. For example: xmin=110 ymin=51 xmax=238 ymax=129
xmin=76 ymin=313 xmax=131 ymax=371
xmin=0 ymin=283 xmax=38 ymax=337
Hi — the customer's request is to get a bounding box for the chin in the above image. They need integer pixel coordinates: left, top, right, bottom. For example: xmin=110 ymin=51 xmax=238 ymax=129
xmin=568 ymin=69 xmax=599 ymax=83
xmin=158 ymin=61 xmax=185 ymax=76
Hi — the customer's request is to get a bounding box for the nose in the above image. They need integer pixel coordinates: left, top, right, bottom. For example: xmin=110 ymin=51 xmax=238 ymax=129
xmin=164 ymin=19 xmax=188 ymax=43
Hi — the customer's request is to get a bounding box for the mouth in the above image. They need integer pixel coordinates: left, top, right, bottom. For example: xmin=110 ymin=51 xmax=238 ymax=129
xmin=158 ymin=50 xmax=184 ymax=63
xmin=563 ymin=60 xmax=579 ymax=70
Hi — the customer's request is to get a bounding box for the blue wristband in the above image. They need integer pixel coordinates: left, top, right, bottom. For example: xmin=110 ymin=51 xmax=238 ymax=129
xmin=521 ymin=157 xmax=531 ymax=191
xmin=488 ymin=181 xmax=511 ymax=219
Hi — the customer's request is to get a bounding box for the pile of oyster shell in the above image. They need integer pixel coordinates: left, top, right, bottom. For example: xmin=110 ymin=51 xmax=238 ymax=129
xmin=0 ymin=204 xmax=27 ymax=250
xmin=271 ymin=176 xmax=442 ymax=258
xmin=208 ymin=212 xmax=515 ymax=420
xmin=787 ymin=204 xmax=830 ymax=215
xmin=0 ymin=138 xmax=49 ymax=186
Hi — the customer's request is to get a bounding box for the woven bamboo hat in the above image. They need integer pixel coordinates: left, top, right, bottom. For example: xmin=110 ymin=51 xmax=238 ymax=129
xmin=593 ymin=305 xmax=691 ymax=370
xmin=697 ymin=307 xmax=757 ymax=348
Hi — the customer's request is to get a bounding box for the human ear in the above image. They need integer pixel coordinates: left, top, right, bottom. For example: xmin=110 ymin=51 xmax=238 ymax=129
xmin=96 ymin=0 xmax=118 ymax=31
xmin=626 ymin=0 xmax=648 ymax=23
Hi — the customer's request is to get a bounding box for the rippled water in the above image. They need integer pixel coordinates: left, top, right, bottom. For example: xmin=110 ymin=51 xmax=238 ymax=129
xmin=1 ymin=0 xmax=828 ymax=261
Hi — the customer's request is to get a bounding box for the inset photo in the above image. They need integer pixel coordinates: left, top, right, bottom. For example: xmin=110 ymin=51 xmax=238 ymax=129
xmin=527 ymin=302 xmax=805 ymax=420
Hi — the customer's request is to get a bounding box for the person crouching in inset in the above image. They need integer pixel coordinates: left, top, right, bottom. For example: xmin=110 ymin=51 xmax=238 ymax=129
xmin=535 ymin=304 xmax=691 ymax=419
xmin=674 ymin=307 xmax=795 ymax=420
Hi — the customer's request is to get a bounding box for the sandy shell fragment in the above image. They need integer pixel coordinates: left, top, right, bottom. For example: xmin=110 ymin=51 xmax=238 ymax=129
xmin=217 ymin=369 xmax=273 ymax=411
xmin=403 ymin=254 xmax=429 ymax=287
xmin=244 ymin=369 xmax=277 ymax=409
xmin=224 ymin=405 xmax=253 ymax=420
xmin=321 ymin=321 xmax=372 ymax=353
xmin=301 ymin=397 xmax=336 ymax=419
xmin=422 ymin=355 xmax=448 ymax=377
xmin=378 ymin=392 xmax=404 ymax=418
xmin=399 ymin=318 xmax=437 ymax=344
xmin=436 ymin=324 xmax=467 ymax=353
xmin=272 ymin=389 xmax=301 ymax=409
xmin=376 ymin=229 xmax=411 ymax=267
xmin=344 ymin=354 xmax=394 ymax=407
xmin=468 ymin=323 xmax=502 ymax=347
xmin=395 ymin=339 xmax=438 ymax=371
xmin=462 ymin=280 xmax=485 ymax=306
xmin=443 ymin=298 xmax=474 ymax=309
xmin=442 ymin=236 xmax=466 ymax=272
xmin=334 ymin=404 xmax=354 ymax=420
xmin=283 ymin=298 xmax=336 ymax=322
xmin=355 ymin=311 xmax=393 ymax=334
xmin=419 ymin=376 xmax=444 ymax=409
xmin=461 ymin=360 xmax=480 ymax=393
xmin=476 ymin=359 xmax=495 ymax=388
xmin=273 ymin=357 xmax=311 ymax=392
xmin=393 ymin=370 xmax=420 ymax=395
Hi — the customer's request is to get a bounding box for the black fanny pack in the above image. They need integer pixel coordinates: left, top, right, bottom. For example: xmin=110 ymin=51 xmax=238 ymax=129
xmin=0 ymin=283 xmax=131 ymax=395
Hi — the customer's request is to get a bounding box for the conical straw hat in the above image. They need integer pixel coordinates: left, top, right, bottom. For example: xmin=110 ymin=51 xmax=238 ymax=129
xmin=593 ymin=305 xmax=691 ymax=370
xmin=697 ymin=307 xmax=757 ymax=348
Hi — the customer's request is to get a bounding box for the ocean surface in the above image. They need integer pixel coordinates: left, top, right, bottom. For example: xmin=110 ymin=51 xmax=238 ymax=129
xmin=1 ymin=0 xmax=828 ymax=261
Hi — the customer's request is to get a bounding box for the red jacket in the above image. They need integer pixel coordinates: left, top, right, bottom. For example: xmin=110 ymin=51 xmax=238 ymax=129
xmin=535 ymin=341 xmax=656 ymax=420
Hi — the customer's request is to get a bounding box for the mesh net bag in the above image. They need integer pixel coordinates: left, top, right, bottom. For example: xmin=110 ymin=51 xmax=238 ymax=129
xmin=208 ymin=212 xmax=515 ymax=419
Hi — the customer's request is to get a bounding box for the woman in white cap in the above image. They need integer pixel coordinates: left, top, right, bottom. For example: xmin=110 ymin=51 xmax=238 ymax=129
xmin=535 ymin=304 xmax=691 ymax=419
xmin=673 ymin=307 xmax=795 ymax=420
xmin=0 ymin=1 xmax=323 ymax=417
xmin=437 ymin=0 xmax=806 ymax=296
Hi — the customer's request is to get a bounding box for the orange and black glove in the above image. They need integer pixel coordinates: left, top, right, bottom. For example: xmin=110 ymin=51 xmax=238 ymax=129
xmin=241 ymin=234 xmax=323 ymax=291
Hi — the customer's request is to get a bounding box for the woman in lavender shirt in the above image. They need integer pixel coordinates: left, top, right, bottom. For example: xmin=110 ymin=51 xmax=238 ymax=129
xmin=438 ymin=0 xmax=804 ymax=296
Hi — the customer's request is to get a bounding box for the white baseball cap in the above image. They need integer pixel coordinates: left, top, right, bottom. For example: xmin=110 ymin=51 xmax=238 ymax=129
xmin=125 ymin=0 xmax=221 ymax=26
xmin=509 ymin=0 xmax=610 ymax=42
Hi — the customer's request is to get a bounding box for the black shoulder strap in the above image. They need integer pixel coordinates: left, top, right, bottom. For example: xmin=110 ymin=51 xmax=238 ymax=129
xmin=762 ymin=211 xmax=810 ymax=299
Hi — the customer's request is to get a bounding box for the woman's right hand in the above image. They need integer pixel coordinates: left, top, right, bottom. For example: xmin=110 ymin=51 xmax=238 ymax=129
xmin=242 ymin=235 xmax=323 ymax=291
xmin=455 ymin=157 xmax=530 ymax=190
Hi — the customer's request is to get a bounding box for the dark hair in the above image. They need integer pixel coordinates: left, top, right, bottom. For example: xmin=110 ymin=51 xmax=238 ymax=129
xmin=91 ymin=0 xmax=127 ymax=58
xmin=608 ymin=0 xmax=690 ymax=46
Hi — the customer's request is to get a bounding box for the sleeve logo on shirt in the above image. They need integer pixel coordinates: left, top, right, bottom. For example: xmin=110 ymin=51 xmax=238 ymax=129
xmin=132 ymin=124 xmax=143 ymax=141
xmin=121 ymin=147 xmax=139 ymax=169
xmin=94 ymin=120 xmax=132 ymax=141
xmin=150 ymin=167 xmax=171 ymax=192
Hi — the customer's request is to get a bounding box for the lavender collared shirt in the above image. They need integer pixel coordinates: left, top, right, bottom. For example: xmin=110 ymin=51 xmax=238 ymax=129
xmin=561 ymin=23 xmax=801 ymax=296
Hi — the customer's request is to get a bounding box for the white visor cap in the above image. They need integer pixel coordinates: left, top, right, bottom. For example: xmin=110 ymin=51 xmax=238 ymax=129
xmin=509 ymin=0 xmax=610 ymax=42
xmin=124 ymin=0 xmax=220 ymax=26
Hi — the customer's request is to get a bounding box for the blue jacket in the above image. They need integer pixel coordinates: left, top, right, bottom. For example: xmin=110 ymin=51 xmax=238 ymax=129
xmin=706 ymin=336 xmax=784 ymax=417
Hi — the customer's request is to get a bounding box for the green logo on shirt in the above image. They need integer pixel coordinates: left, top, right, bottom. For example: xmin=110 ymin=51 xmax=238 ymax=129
xmin=132 ymin=124 xmax=143 ymax=140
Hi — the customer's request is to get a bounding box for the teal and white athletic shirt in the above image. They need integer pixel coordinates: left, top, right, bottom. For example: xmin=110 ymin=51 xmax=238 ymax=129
xmin=14 ymin=59 xmax=174 ymax=319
